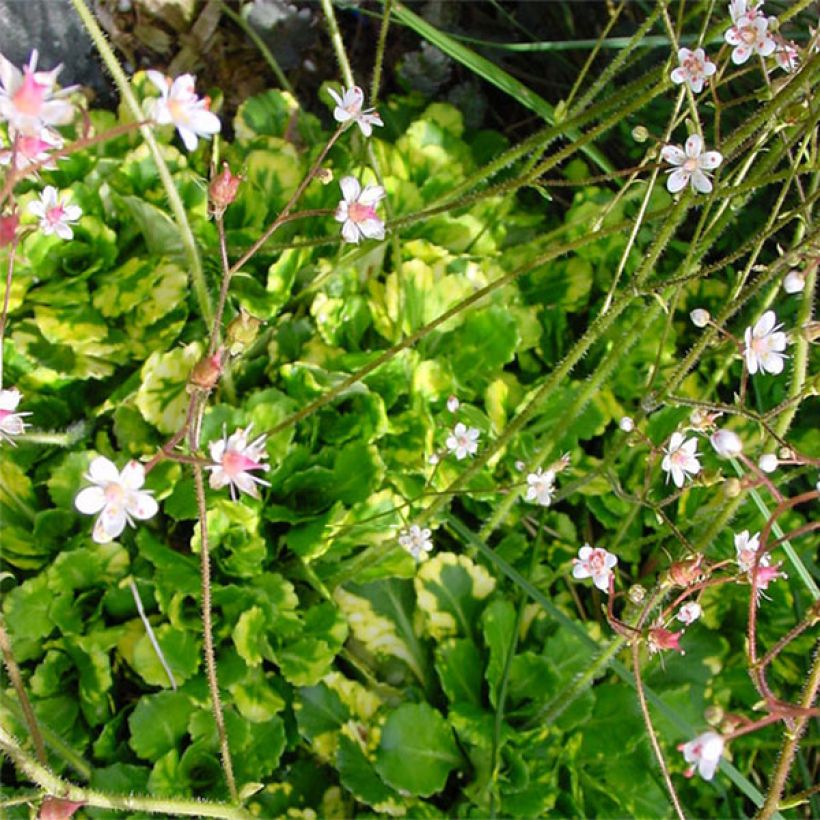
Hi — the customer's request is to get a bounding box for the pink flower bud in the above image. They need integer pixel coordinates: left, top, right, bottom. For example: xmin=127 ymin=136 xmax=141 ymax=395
xmin=648 ymin=626 xmax=685 ymax=654
xmin=668 ymin=554 xmax=704 ymax=587
xmin=0 ymin=213 xmax=19 ymax=247
xmin=189 ymin=348 xmax=223 ymax=391
xmin=209 ymin=163 xmax=242 ymax=218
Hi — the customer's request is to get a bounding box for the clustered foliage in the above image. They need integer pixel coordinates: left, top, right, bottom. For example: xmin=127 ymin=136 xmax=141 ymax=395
xmin=0 ymin=0 xmax=818 ymax=818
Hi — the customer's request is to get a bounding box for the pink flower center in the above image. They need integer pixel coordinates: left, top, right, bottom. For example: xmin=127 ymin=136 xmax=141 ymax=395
xmin=348 ymin=202 xmax=377 ymax=223
xmin=17 ymin=135 xmax=50 ymax=158
xmin=741 ymin=27 xmax=757 ymax=44
xmin=12 ymin=70 xmax=48 ymax=116
xmin=683 ymin=157 xmax=699 ymax=173
xmin=46 ymin=204 xmax=66 ymax=225
xmin=588 ymin=550 xmax=606 ymax=573
xmin=104 ymin=483 xmax=125 ymax=505
xmin=222 ymin=449 xmax=262 ymax=477
xmin=0 ymin=409 xmax=10 ymax=423
xmin=167 ymin=98 xmax=190 ymax=124
xmin=684 ymin=56 xmax=703 ymax=75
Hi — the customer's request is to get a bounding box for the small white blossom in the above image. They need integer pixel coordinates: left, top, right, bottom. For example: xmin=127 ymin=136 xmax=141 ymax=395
xmin=670 ymin=48 xmax=716 ymax=93
xmin=679 ymin=731 xmax=725 ymax=780
xmin=334 ymin=176 xmax=385 ymax=244
xmin=662 ymin=432 xmax=702 ymax=488
xmin=725 ymin=1 xmax=775 ymax=65
xmin=0 ymin=49 xmax=76 ymax=136
xmin=676 ymin=601 xmax=703 ymax=625
xmin=735 ymin=529 xmax=767 ymax=573
xmin=0 ymin=388 xmax=31 ymax=443
xmin=428 ymin=453 xmax=440 ymax=466
xmin=619 ymin=416 xmax=635 ymax=433
xmin=758 ymin=453 xmax=778 ymax=473
xmin=446 ymin=395 xmax=460 ymax=413
xmin=525 ymin=468 xmax=555 ymax=507
xmin=398 ymin=524 xmax=433 ymax=561
xmin=572 ymin=545 xmax=618 ymax=593
xmin=662 ymin=135 xmax=723 ymax=194
xmin=327 ymin=85 xmax=383 ymax=137
xmin=710 ymin=429 xmax=743 ymax=459
xmin=146 ymin=70 xmax=221 ymax=152
xmin=445 ymin=422 xmax=480 ymax=460
xmin=782 ymin=270 xmax=805 ymax=294
xmin=206 ymin=425 xmax=271 ymax=500
xmin=744 ymin=310 xmax=788 ymax=376
xmin=690 ymin=308 xmax=710 ymax=328
xmin=774 ymin=39 xmax=799 ymax=72
xmin=27 ymin=185 xmax=81 ymax=240
xmin=75 ymin=457 xmax=158 ymax=544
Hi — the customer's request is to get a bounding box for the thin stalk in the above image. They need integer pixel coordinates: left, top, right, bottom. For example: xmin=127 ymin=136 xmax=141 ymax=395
xmin=370 ymin=0 xmax=393 ymax=106
xmin=0 ymin=230 xmax=20 ymax=389
xmin=0 ymin=619 xmax=46 ymax=766
xmin=0 ymin=725 xmax=250 ymax=819
xmin=69 ymin=0 xmax=214 ymax=326
xmin=128 ymin=579 xmax=176 ymax=690
xmin=193 ymin=462 xmax=238 ymax=803
xmin=320 ymin=0 xmax=354 ymax=87
xmin=632 ymin=641 xmax=687 ymax=820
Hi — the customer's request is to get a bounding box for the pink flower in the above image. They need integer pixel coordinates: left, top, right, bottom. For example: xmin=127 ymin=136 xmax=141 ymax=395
xmin=0 ymin=388 xmax=31 ymax=444
xmin=648 ymin=626 xmax=685 ymax=654
xmin=445 ymin=422 xmax=480 ymax=460
xmin=670 ymin=48 xmax=716 ymax=93
xmin=334 ymin=176 xmax=386 ymax=244
xmin=0 ymin=130 xmax=62 ymax=171
xmin=725 ymin=1 xmax=775 ymax=65
xmin=572 ymin=545 xmax=617 ymax=593
xmin=744 ymin=311 xmax=788 ymax=375
xmin=327 ymin=86 xmax=383 ymax=137
xmin=735 ymin=529 xmax=767 ymax=573
xmin=774 ymin=39 xmax=800 ymax=72
xmin=0 ymin=213 xmax=19 ymax=247
xmin=662 ymin=134 xmax=723 ymax=194
xmin=206 ymin=425 xmax=270 ymax=500
xmin=752 ymin=562 xmax=787 ymax=592
xmin=662 ymin=432 xmax=701 ymax=488
xmin=679 ymin=731 xmax=724 ymax=780
xmin=146 ymin=71 xmax=221 ymax=152
xmin=525 ymin=468 xmax=556 ymax=507
xmin=27 ymin=185 xmax=82 ymax=240
xmin=0 ymin=49 xmax=76 ymax=136
xmin=75 ymin=457 xmax=158 ymax=544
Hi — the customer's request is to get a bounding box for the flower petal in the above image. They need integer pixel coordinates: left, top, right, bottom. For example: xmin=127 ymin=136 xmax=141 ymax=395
xmin=74 ymin=486 xmax=106 ymax=514
xmin=339 ymin=176 xmax=361 ymax=203
xmin=661 ymin=145 xmax=686 ymax=165
xmin=129 ymin=491 xmax=158 ymax=520
xmin=685 ymin=133 xmax=703 ymax=158
xmin=120 ymin=460 xmax=146 ymax=490
xmin=88 ymin=456 xmax=119 ymax=485
xmin=667 ymin=169 xmax=689 ymax=193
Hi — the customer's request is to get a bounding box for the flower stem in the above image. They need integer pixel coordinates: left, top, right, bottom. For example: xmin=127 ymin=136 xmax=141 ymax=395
xmin=128 ymin=579 xmax=176 ymax=691
xmin=0 ymin=230 xmax=20 ymax=390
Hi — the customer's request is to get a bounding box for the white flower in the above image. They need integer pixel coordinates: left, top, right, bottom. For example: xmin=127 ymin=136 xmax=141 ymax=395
xmin=0 ymin=388 xmax=31 ymax=444
xmin=679 ymin=731 xmax=724 ymax=780
xmin=146 ymin=70 xmax=221 ymax=152
xmin=619 ymin=416 xmax=635 ymax=432
xmin=690 ymin=308 xmax=710 ymax=328
xmin=782 ymin=270 xmax=805 ymax=294
xmin=334 ymin=176 xmax=386 ymax=244
xmin=0 ymin=49 xmax=76 ymax=136
xmin=670 ymin=48 xmax=716 ymax=93
xmin=327 ymin=85 xmax=383 ymax=137
xmin=446 ymin=395 xmax=460 ymax=413
xmin=662 ymin=135 xmax=723 ymax=194
xmin=0 ymin=130 xmax=63 ymax=171
xmin=206 ymin=425 xmax=270 ymax=500
xmin=525 ymin=468 xmax=555 ymax=507
xmin=758 ymin=453 xmax=778 ymax=473
xmin=75 ymin=457 xmax=158 ymax=544
xmin=398 ymin=524 xmax=433 ymax=561
xmin=27 ymin=186 xmax=82 ymax=240
xmin=445 ymin=422 xmax=480 ymax=460
xmin=774 ymin=40 xmax=799 ymax=72
xmin=662 ymin=432 xmax=702 ymax=488
xmin=735 ymin=529 xmax=767 ymax=573
xmin=725 ymin=2 xmax=775 ymax=65
xmin=710 ymin=429 xmax=743 ymax=459
xmin=676 ymin=601 xmax=703 ymax=625
xmin=572 ymin=545 xmax=618 ymax=593
xmin=744 ymin=310 xmax=788 ymax=376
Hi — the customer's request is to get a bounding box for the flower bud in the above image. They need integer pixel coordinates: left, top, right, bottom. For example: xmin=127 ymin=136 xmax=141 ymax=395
xmin=710 ymin=429 xmax=743 ymax=459
xmin=690 ymin=308 xmax=710 ymax=328
xmin=315 ymin=167 xmax=333 ymax=185
xmin=704 ymin=704 xmax=724 ymax=726
xmin=632 ymin=125 xmax=650 ymax=143
xmin=0 ymin=213 xmax=19 ymax=247
xmin=619 ymin=416 xmax=634 ymax=432
xmin=783 ymin=270 xmax=805 ymax=294
xmin=447 ymin=395 xmax=460 ymax=413
xmin=648 ymin=626 xmax=685 ymax=654
xmin=758 ymin=453 xmax=778 ymax=473
xmin=723 ymin=477 xmax=742 ymax=497
xmin=209 ymin=163 xmax=242 ymax=218
xmin=225 ymin=308 xmax=261 ymax=355
xmin=628 ymin=584 xmax=646 ymax=605
xmin=189 ymin=348 xmax=223 ymax=391
xmin=669 ymin=554 xmax=704 ymax=587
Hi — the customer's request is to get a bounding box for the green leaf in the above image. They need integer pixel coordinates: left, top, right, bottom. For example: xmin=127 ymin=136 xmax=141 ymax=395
xmin=375 ymin=703 xmax=462 ymax=797
xmin=131 ymin=624 xmax=201 ymax=687
xmin=337 ymin=735 xmax=404 ymax=812
xmin=128 ymin=691 xmax=194 ymax=761
xmin=136 ymin=342 xmax=202 ymax=434
xmin=481 ymin=598 xmax=517 ymax=707
xmin=232 ymin=606 xmax=273 ymax=667
xmin=295 ymin=682 xmax=350 ymax=740
xmin=435 ymin=638 xmax=483 ymax=706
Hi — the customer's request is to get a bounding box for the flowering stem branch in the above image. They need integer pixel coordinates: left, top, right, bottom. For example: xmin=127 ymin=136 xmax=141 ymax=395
xmin=68 ymin=0 xmax=214 ymax=327
xmin=760 ymin=606 xmax=820 ymax=670
xmin=320 ymin=0 xmax=355 ymax=87
xmin=0 ymin=618 xmax=46 ymax=766
xmin=631 ymin=641 xmax=687 ymax=820
xmin=757 ymin=645 xmax=820 ymax=820
xmin=192 ymin=461 xmax=238 ymax=803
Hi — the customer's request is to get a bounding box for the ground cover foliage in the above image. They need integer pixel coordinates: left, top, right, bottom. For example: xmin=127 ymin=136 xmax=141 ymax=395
xmin=0 ymin=0 xmax=818 ymax=818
